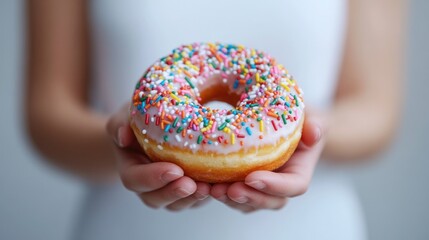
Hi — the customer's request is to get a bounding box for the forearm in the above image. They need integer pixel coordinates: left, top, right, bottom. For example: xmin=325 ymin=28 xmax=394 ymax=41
xmin=322 ymin=94 xmax=400 ymax=162
xmin=321 ymin=0 xmax=405 ymax=162
xmin=26 ymin=98 xmax=117 ymax=182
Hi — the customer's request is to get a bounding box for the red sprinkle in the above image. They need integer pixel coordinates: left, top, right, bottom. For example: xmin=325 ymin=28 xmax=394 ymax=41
xmin=271 ymin=120 xmax=278 ymax=131
xmin=145 ymin=114 xmax=149 ymax=125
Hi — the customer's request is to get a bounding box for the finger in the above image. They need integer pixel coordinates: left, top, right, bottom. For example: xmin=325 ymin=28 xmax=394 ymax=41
xmin=300 ymin=115 xmax=322 ymax=147
xmin=190 ymin=197 xmax=211 ymax=209
xmin=211 ymin=183 xmax=255 ymax=213
xmin=245 ymin=170 xmax=310 ymax=197
xmin=227 ymin=182 xmax=287 ymax=210
xmin=245 ymin=142 xmax=323 ymax=198
xmin=117 ymin=149 xmax=184 ymax=193
xmin=139 ymin=176 xmax=197 ymax=209
xmin=165 ymin=182 xmax=211 ymax=211
xmin=106 ymin=103 xmax=131 ymax=147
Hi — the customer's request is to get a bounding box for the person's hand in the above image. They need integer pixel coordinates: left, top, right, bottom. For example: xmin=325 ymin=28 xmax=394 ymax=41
xmin=106 ymin=103 xmax=211 ymax=211
xmin=210 ymin=110 xmax=325 ymax=213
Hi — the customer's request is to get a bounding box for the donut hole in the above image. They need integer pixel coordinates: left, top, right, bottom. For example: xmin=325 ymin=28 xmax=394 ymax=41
xmin=199 ymin=85 xmax=241 ymax=110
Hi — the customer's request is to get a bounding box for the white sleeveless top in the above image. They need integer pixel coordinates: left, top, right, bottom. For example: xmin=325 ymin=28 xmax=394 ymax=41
xmin=75 ymin=1 xmax=367 ymax=239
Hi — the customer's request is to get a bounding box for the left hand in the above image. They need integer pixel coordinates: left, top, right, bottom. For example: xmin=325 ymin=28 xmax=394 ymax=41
xmin=210 ymin=110 xmax=325 ymax=213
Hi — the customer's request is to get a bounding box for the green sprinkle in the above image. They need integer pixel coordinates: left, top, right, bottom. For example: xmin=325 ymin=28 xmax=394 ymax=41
xmin=249 ymin=103 xmax=259 ymax=107
xmin=185 ymin=77 xmax=195 ymax=88
xmin=218 ymin=122 xmax=227 ymax=131
xmin=197 ymin=135 xmax=203 ymax=144
xmin=294 ymin=95 xmax=299 ymax=106
xmin=257 ymin=117 xmax=262 ymax=121
xmin=270 ymin=98 xmax=278 ymax=105
xmin=176 ymin=126 xmax=184 ymax=133
xmin=281 ymin=114 xmax=287 ymax=124
xmin=172 ymin=117 xmax=179 ymax=128
xmin=163 ymin=135 xmax=169 ymax=142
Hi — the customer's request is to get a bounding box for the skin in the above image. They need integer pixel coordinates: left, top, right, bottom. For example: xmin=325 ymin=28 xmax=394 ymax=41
xmin=26 ymin=0 xmax=405 ymax=212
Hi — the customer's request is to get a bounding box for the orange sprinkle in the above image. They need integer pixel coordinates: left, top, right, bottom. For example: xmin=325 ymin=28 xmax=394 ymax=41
xmin=259 ymin=135 xmax=263 ymax=139
xmin=184 ymin=70 xmax=192 ymax=78
xmin=267 ymin=111 xmax=278 ymax=118
xmin=264 ymin=100 xmax=269 ymax=107
xmin=294 ymin=85 xmax=300 ymax=93
xmin=189 ymin=134 xmax=194 ymax=139
xmin=240 ymin=141 xmax=244 ymax=146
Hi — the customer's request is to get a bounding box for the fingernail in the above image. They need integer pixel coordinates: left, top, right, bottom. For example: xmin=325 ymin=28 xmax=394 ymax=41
xmin=231 ymin=196 xmax=248 ymax=204
xmin=246 ymin=181 xmax=266 ymax=190
xmin=194 ymin=192 xmax=208 ymax=200
xmin=314 ymin=124 xmax=322 ymax=143
xmin=117 ymin=126 xmax=125 ymax=147
xmin=161 ymin=171 xmax=182 ymax=183
xmin=175 ymin=188 xmax=192 ymax=198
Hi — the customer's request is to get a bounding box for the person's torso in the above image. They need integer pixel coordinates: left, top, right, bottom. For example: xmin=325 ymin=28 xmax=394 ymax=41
xmin=90 ymin=0 xmax=346 ymax=113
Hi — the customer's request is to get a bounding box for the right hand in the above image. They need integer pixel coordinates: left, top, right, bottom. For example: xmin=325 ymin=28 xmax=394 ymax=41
xmin=106 ymin=103 xmax=211 ymax=211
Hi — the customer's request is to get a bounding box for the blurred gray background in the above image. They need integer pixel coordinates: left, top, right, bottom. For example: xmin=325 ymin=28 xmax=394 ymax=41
xmin=1 ymin=1 xmax=428 ymax=239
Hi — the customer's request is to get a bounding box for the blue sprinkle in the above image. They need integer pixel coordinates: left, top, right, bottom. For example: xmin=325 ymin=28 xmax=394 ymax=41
xmin=233 ymin=80 xmax=239 ymax=89
xmin=245 ymin=127 xmax=252 ymax=136
xmin=241 ymin=122 xmax=245 ymax=126
xmin=164 ymin=124 xmax=171 ymax=132
xmin=246 ymin=79 xmax=253 ymax=85
xmin=207 ymin=140 xmax=212 ymax=145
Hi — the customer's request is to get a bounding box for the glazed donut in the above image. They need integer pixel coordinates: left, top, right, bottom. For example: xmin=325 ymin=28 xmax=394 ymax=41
xmin=130 ymin=43 xmax=305 ymax=183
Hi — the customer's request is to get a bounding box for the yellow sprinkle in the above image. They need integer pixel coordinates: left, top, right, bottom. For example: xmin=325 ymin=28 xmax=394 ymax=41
xmin=170 ymin=94 xmax=180 ymax=102
xmin=256 ymin=73 xmax=261 ymax=83
xmin=280 ymin=83 xmax=290 ymax=92
xmin=190 ymin=65 xmax=198 ymax=71
xmin=259 ymin=120 xmax=264 ymax=132
xmin=231 ymin=133 xmax=235 ymax=145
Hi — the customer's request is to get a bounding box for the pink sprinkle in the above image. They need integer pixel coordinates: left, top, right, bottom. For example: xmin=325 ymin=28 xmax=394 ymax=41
xmin=174 ymin=77 xmax=184 ymax=83
xmin=211 ymin=122 xmax=217 ymax=132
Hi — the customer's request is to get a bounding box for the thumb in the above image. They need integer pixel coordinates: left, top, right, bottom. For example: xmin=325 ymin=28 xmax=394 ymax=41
xmin=106 ymin=102 xmax=132 ymax=147
xmin=300 ymin=108 xmax=327 ymax=147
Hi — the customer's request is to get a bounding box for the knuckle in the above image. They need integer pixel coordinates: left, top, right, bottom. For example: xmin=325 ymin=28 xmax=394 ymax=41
xmin=165 ymin=205 xmax=183 ymax=212
xmin=293 ymin=182 xmax=309 ymax=197
xmin=141 ymin=197 xmax=160 ymax=209
xmin=120 ymin=175 xmax=135 ymax=191
xmin=272 ymin=198 xmax=288 ymax=210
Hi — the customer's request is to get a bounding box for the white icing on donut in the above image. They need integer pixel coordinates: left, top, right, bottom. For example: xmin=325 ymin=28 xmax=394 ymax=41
xmin=130 ymin=43 xmax=304 ymax=154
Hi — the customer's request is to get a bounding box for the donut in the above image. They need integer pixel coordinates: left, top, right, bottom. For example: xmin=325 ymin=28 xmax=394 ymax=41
xmin=130 ymin=43 xmax=305 ymax=183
